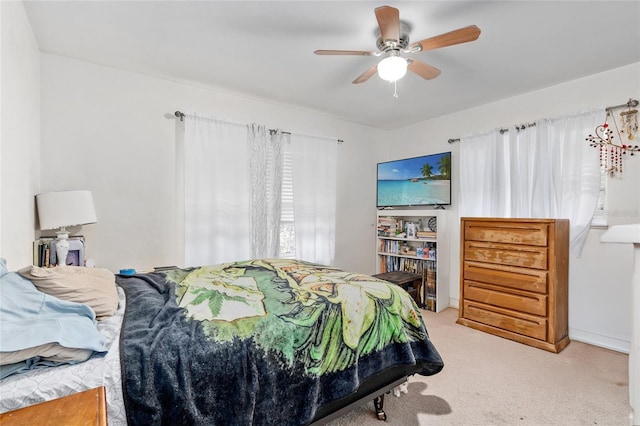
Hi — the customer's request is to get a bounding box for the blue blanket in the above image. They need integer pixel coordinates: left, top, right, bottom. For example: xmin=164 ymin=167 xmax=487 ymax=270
xmin=0 ymin=270 xmax=107 ymax=378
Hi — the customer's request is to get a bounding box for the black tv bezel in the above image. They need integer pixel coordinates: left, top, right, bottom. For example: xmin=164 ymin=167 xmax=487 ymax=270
xmin=376 ymin=151 xmax=452 ymax=209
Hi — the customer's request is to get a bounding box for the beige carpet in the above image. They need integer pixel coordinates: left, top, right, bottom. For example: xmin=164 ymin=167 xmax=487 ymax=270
xmin=327 ymin=308 xmax=630 ymax=426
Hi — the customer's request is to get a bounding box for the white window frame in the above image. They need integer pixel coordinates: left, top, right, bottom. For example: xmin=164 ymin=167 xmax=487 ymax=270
xmin=591 ymin=168 xmax=608 ymax=228
xmin=279 ymin=138 xmax=296 ymax=258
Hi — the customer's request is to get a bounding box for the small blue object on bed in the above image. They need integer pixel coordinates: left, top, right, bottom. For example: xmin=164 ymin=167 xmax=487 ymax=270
xmin=0 ymin=258 xmax=108 ymax=379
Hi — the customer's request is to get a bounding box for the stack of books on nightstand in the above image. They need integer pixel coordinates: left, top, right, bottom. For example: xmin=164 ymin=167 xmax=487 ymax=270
xmin=33 ymin=236 xmax=85 ymax=267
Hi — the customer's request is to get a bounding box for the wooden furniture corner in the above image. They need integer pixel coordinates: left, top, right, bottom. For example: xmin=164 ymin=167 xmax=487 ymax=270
xmin=373 ymin=270 xmax=423 ymax=306
xmin=0 ymin=386 xmax=107 ymax=425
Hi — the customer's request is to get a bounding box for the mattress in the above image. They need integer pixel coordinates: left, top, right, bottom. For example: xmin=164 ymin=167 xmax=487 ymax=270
xmin=0 ymin=287 xmax=127 ymax=425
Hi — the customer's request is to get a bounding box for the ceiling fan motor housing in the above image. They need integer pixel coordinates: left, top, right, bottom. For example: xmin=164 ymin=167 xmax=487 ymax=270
xmin=376 ymin=21 xmax=411 ymax=52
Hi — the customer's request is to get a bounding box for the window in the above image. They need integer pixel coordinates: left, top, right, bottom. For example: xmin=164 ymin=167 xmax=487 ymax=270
xmin=184 ymin=115 xmax=337 ymax=265
xmin=591 ymin=169 xmax=608 ymax=228
xmin=279 ymin=145 xmax=296 ymax=258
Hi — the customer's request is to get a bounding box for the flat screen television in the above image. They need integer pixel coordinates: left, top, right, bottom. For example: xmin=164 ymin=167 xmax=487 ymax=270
xmin=377 ymin=151 xmax=451 ymax=208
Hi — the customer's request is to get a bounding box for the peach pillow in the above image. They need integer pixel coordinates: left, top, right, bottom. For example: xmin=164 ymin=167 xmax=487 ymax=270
xmin=19 ymin=265 xmax=119 ymax=319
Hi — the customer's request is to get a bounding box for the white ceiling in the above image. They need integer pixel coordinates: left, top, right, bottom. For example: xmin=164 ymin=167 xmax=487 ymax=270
xmin=22 ymin=1 xmax=640 ymax=130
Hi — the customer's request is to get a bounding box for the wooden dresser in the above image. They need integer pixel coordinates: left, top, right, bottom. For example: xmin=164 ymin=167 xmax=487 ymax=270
xmin=457 ymin=218 xmax=570 ymax=353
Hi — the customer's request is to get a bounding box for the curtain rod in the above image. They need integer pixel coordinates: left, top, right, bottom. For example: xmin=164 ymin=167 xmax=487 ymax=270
xmin=606 ymin=98 xmax=639 ymax=112
xmin=447 ymin=122 xmax=536 ymax=144
xmin=447 ymin=98 xmax=639 ymax=144
xmin=173 ymin=111 xmax=343 ymax=144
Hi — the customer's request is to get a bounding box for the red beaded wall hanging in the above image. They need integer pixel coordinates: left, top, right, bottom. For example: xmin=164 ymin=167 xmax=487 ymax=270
xmin=586 ymin=99 xmax=639 ymax=177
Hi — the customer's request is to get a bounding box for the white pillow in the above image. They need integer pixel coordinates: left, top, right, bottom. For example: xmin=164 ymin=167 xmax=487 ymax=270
xmin=19 ymin=265 xmax=119 ymax=319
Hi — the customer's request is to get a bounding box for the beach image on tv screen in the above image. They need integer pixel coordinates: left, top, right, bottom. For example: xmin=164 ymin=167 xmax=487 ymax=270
xmin=377 ymin=152 xmax=451 ymax=207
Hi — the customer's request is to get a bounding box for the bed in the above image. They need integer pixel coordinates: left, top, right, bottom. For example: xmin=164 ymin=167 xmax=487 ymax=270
xmin=0 ymin=258 xmax=444 ymax=425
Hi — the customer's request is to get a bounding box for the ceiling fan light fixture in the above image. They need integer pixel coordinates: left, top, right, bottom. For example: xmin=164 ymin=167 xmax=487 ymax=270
xmin=377 ymin=56 xmax=407 ymax=82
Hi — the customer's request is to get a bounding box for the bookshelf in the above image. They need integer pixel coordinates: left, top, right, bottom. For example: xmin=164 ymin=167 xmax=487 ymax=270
xmin=376 ymin=210 xmax=450 ymax=312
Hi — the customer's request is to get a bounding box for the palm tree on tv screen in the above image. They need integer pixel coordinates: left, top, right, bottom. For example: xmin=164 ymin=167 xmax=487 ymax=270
xmin=438 ymin=155 xmax=451 ymax=179
xmin=421 ymin=163 xmax=433 ymax=178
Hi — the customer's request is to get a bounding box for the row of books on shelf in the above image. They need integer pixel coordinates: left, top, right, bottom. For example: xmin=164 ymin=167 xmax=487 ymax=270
xmin=33 ymin=236 xmax=85 ymax=267
xmin=378 ymin=230 xmax=437 ymax=239
xmin=378 ymin=256 xmax=437 ymax=275
xmin=424 ymin=261 xmax=436 ymax=293
xmin=418 ymin=262 xmax=437 ymax=312
xmin=378 ymin=240 xmax=436 ymax=260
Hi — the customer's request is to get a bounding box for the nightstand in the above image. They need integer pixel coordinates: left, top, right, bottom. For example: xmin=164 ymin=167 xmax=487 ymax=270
xmin=373 ymin=271 xmax=423 ymax=307
xmin=0 ymin=386 xmax=107 ymax=425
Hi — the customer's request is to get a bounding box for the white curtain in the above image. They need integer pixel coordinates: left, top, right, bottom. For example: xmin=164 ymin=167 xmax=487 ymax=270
xmin=289 ymin=134 xmax=338 ymax=265
xmin=248 ymin=125 xmax=283 ymax=259
xmin=459 ymin=109 xmax=604 ymax=255
xmin=184 ymin=113 xmax=251 ymax=266
xmin=509 ymin=125 xmax=539 ymax=217
xmin=459 ymin=129 xmax=508 ymax=216
xmin=534 ymin=111 xmax=604 ymax=254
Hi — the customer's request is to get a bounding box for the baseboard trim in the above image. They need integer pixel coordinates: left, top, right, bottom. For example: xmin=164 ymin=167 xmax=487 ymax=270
xmin=569 ymin=328 xmax=630 ymax=354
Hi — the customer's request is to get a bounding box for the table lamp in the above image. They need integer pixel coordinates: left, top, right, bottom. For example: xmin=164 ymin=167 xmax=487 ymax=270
xmin=36 ymin=190 xmax=97 ymax=266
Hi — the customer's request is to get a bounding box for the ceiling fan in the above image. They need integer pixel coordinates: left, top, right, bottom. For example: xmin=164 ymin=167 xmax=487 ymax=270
xmin=314 ymin=5 xmax=481 ymax=86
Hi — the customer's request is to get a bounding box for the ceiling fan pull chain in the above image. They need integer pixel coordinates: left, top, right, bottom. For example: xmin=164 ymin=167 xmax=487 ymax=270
xmin=393 ymin=80 xmax=399 ymax=98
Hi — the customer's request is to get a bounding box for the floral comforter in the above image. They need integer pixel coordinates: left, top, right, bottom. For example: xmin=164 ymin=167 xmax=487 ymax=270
xmin=116 ymin=258 xmax=443 ymax=425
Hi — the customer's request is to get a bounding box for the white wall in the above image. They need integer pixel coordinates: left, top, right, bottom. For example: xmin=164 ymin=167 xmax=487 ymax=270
xmin=0 ymin=1 xmax=40 ymax=269
xmin=381 ymin=62 xmax=640 ymax=352
xmin=39 ymin=54 xmax=382 ymax=275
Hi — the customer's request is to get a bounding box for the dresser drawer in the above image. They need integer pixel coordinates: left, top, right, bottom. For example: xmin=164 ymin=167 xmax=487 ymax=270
xmin=463 ymin=301 xmax=547 ymax=341
xmin=463 ymin=280 xmax=547 ymax=316
xmin=464 ymin=241 xmax=548 ymax=269
xmin=464 ymin=221 xmax=548 ymax=246
xmin=463 ymin=261 xmax=547 ymax=293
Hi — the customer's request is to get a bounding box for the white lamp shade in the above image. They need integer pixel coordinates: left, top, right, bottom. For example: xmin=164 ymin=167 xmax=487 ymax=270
xmin=377 ymin=56 xmax=408 ymax=82
xmin=36 ymin=190 xmax=98 ymax=230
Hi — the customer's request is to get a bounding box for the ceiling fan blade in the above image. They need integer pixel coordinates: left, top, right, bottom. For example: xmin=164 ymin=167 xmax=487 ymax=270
xmin=407 ymin=59 xmax=441 ymax=80
xmin=375 ymin=6 xmax=400 ymax=44
xmin=352 ymin=64 xmax=378 ymax=84
xmin=408 ymin=25 xmax=481 ymax=53
xmin=314 ymin=49 xmax=378 ymax=56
